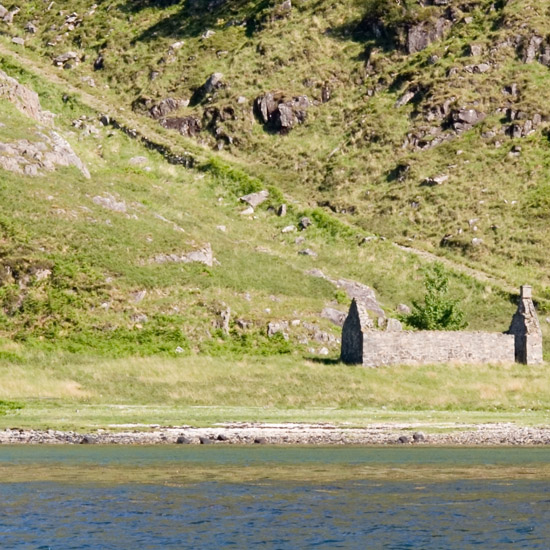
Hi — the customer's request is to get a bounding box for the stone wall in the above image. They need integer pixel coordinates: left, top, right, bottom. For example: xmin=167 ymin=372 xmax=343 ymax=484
xmin=361 ymin=331 xmax=515 ymax=367
xmin=341 ymin=285 xmax=543 ymax=367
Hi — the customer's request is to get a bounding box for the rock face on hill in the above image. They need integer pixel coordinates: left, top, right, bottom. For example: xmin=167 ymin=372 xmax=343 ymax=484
xmin=0 ymin=71 xmax=90 ymax=178
xmin=0 ymin=70 xmax=90 ymax=178
xmin=0 ymin=69 xmax=53 ymax=125
xmin=406 ymin=16 xmax=452 ymax=54
xmin=0 ymin=131 xmax=90 ymax=178
xmin=254 ymin=92 xmax=310 ymax=133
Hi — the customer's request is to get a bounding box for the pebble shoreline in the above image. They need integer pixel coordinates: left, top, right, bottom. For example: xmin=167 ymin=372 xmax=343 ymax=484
xmin=2 ymin=423 xmax=550 ymax=446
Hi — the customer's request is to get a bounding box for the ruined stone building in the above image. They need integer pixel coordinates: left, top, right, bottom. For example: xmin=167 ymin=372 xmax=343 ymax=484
xmin=341 ymin=285 xmax=543 ymax=367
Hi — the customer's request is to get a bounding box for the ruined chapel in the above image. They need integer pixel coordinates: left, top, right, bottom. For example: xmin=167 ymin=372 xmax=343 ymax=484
xmin=341 ymin=285 xmax=543 ymax=367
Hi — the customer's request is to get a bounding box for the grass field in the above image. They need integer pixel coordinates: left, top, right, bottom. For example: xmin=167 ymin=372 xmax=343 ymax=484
xmin=1 ymin=354 xmax=550 ymax=431
xmin=1 ymin=0 xmax=550 ymax=429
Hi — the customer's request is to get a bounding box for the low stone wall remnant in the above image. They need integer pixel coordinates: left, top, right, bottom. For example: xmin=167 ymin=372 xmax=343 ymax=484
xmin=361 ymin=330 xmax=514 ymax=367
xmin=341 ymin=285 xmax=543 ymax=367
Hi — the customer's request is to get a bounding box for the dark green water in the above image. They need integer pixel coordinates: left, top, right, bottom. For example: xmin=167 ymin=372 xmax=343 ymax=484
xmin=1 ymin=446 xmax=550 ymax=549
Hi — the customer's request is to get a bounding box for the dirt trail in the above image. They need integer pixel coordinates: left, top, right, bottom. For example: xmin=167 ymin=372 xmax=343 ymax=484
xmin=0 ymin=40 xmax=526 ymax=297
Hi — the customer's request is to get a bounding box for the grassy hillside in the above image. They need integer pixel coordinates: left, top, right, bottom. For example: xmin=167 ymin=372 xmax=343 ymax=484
xmin=4 ymin=0 xmax=550 ymax=287
xmin=0 ymin=0 xmax=547 ymax=396
xmin=0 ymin=1 xmax=549 ymax=427
xmin=0 ymin=43 xmax=526 ymax=364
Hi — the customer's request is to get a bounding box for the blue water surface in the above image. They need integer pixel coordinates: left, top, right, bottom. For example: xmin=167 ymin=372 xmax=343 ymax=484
xmin=1 ymin=446 xmax=549 ymax=549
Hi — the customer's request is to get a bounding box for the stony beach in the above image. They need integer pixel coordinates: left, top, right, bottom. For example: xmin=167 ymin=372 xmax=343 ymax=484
xmin=2 ymin=422 xmax=550 ymax=446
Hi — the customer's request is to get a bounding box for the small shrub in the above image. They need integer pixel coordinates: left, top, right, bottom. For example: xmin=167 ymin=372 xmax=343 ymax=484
xmin=334 ymin=289 xmax=348 ymax=304
xmin=202 ymin=157 xmax=263 ymax=196
xmin=302 ymin=208 xmax=356 ymax=240
xmin=404 ymin=263 xmax=467 ymax=331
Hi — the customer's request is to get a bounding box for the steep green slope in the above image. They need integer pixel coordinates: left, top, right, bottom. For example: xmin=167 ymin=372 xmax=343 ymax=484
xmin=5 ymin=0 xmax=550 ymax=285
xmin=0 ymin=0 xmax=548 ymax=363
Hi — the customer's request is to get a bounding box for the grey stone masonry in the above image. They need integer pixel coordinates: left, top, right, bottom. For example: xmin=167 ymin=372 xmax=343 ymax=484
xmin=508 ymin=285 xmax=543 ymax=365
xmin=341 ymin=286 xmax=543 ymax=367
xmin=340 ymin=299 xmax=372 ymax=364
xmin=359 ymin=330 xmax=515 ymax=367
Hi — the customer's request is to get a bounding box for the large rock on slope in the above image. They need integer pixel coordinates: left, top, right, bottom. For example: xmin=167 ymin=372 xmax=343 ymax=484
xmin=0 ymin=69 xmax=53 ymax=125
xmin=254 ymin=92 xmax=310 ymax=133
xmin=407 ymin=17 xmax=452 ymax=54
xmin=159 ymin=116 xmax=201 ymax=137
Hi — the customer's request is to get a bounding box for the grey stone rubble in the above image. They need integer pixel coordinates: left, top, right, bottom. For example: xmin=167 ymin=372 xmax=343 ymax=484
xmin=308 ymin=269 xmax=385 ymax=319
xmin=0 ymin=5 xmax=19 ymax=25
xmin=3 ymin=423 xmax=550 ymax=446
xmin=321 ymin=307 xmax=347 ymax=327
xmin=342 ymin=285 xmax=543 ymax=367
xmin=0 ymin=131 xmax=90 ymax=179
xmin=53 ymin=51 xmax=79 ymax=68
xmin=203 ymin=72 xmax=224 ymax=94
xmin=153 ymin=243 xmax=216 ymax=267
xmin=239 ymin=190 xmax=269 ymax=208
xmin=92 ymin=193 xmax=127 ymax=213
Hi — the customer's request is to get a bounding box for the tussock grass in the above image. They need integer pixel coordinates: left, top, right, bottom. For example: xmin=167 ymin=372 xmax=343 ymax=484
xmin=1 ymin=355 xmax=550 ymax=414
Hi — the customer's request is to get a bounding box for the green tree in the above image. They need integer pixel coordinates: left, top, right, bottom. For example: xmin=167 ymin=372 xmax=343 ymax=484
xmin=404 ymin=263 xmax=467 ymax=330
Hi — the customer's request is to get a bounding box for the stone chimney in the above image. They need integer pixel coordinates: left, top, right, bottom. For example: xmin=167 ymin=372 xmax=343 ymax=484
xmin=341 ymin=299 xmax=373 ymax=364
xmin=508 ymin=285 xmax=543 ymax=364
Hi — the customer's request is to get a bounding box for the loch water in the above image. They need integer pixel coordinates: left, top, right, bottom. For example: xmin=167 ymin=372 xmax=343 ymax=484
xmin=1 ymin=446 xmax=550 ymax=549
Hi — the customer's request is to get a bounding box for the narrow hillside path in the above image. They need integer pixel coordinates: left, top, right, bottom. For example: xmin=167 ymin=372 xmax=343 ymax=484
xmin=394 ymin=244 xmax=519 ymax=295
xmin=0 ymin=40 xmax=528 ymax=300
xmin=0 ymin=39 xmax=207 ymax=163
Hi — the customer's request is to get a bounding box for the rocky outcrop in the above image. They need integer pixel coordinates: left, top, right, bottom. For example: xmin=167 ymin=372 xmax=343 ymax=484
xmin=407 ymin=17 xmax=452 ymax=54
xmin=132 ymin=97 xmax=189 ymax=120
xmin=307 ymin=269 xmax=385 ymax=318
xmin=133 ymin=96 xmax=198 ymax=138
xmin=53 ymin=51 xmax=80 ymax=68
xmin=153 ymin=243 xmax=216 ymax=267
xmin=159 ymin=116 xmax=201 ymax=137
xmin=0 ymin=69 xmax=89 ymax=177
xmin=92 ymin=193 xmax=127 ymax=213
xmin=0 ymin=131 xmax=90 ymax=179
xmin=0 ymin=70 xmax=53 ymax=125
xmin=191 ymin=72 xmax=226 ymax=105
xmin=450 ymin=108 xmax=485 ymax=133
xmin=239 ymin=190 xmax=269 ymax=208
xmin=254 ymin=92 xmax=310 ymax=133
xmin=321 ymin=307 xmax=347 ymax=327
xmin=48 ymin=131 xmax=90 ymax=178
xmin=504 ymin=110 xmax=544 ymax=139
xmin=0 ymin=5 xmax=19 ymax=25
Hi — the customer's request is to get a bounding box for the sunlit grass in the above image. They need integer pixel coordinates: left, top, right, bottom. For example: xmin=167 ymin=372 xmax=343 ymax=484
xmin=1 ymin=355 xmax=550 ymax=430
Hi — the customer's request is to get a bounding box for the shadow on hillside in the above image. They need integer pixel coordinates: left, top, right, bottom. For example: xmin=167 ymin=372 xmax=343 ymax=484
xmin=328 ymin=15 xmax=404 ymax=71
xmin=306 ymin=357 xmax=341 ymax=366
xmin=119 ymin=0 xmax=272 ymax=43
xmin=118 ymin=0 xmax=181 ymax=10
